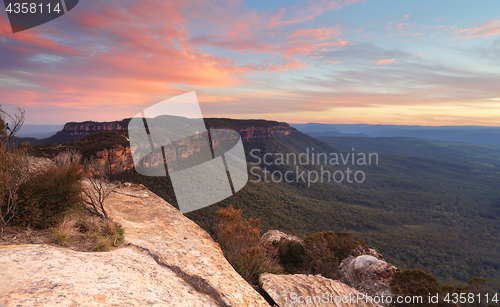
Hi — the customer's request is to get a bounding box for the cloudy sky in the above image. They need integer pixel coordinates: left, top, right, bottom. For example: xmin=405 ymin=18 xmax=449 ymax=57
xmin=1 ymin=0 xmax=500 ymax=125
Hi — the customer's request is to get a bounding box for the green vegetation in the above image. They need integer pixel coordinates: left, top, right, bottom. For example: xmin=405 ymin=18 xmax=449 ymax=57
xmin=273 ymin=238 xmax=306 ymax=272
xmin=391 ymin=268 xmax=448 ymax=307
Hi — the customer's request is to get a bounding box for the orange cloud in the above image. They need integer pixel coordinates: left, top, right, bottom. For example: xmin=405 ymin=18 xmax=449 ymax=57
xmin=457 ymin=19 xmax=500 ymax=38
xmin=288 ymin=27 xmax=340 ymax=41
xmin=374 ymin=59 xmax=396 ymax=65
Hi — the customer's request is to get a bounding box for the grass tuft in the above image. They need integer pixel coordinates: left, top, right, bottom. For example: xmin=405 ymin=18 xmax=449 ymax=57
xmin=52 ymin=217 xmax=78 ymax=247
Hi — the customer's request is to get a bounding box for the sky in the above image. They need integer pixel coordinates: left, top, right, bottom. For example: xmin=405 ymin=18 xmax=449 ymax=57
xmin=1 ymin=0 xmax=500 ymax=125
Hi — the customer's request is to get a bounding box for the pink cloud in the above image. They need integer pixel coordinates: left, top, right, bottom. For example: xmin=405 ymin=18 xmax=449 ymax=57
xmin=323 ymin=60 xmax=342 ymax=65
xmin=272 ymin=0 xmax=368 ymax=26
xmin=0 ymin=16 xmax=76 ymax=53
xmin=457 ymin=19 xmax=500 ymax=38
xmin=373 ymin=59 xmax=396 ymax=65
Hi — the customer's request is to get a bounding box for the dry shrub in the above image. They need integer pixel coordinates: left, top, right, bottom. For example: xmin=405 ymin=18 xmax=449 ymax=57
xmin=53 ymin=149 xmax=82 ymax=169
xmin=79 ymin=214 xmax=102 ymax=233
xmin=216 ymin=206 xmax=281 ymax=285
xmin=0 ymin=145 xmax=29 ymax=236
xmin=102 ymin=219 xmax=117 ymax=236
xmin=16 ymin=165 xmax=85 ymax=229
xmin=0 ymin=107 xmax=29 ymax=236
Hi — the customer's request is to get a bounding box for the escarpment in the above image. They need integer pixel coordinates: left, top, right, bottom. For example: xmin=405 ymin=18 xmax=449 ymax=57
xmin=61 ymin=118 xmax=298 ymax=174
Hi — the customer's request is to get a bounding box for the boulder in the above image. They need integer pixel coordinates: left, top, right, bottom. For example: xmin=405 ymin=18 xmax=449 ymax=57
xmin=260 ymin=230 xmax=304 ymax=248
xmin=339 ymin=255 xmax=398 ymax=306
xmin=259 ymin=273 xmax=381 ymax=307
xmin=0 ymin=183 xmax=270 ymax=307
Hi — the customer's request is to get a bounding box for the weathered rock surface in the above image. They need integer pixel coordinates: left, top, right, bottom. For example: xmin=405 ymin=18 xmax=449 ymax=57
xmin=260 ymin=230 xmax=304 ymax=249
xmin=259 ymin=273 xmax=381 ymax=307
xmin=0 ymin=184 xmax=270 ymax=307
xmin=339 ymin=255 xmax=398 ymax=306
xmin=0 ymin=244 xmax=224 ymax=306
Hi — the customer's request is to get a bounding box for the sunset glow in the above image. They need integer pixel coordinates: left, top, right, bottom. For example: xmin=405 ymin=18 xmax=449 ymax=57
xmin=1 ymin=0 xmax=499 ymax=125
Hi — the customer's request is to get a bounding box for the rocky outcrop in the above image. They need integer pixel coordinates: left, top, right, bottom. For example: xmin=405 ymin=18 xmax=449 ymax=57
xmin=0 ymin=184 xmax=270 ymax=307
xmin=260 ymin=230 xmax=304 ymax=249
xmin=260 ymin=230 xmax=304 ymax=269
xmin=339 ymin=255 xmax=398 ymax=306
xmin=259 ymin=273 xmax=381 ymax=307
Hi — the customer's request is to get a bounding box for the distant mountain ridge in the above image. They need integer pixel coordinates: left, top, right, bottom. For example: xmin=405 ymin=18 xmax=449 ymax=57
xmin=62 ymin=119 xmax=131 ymax=136
xmin=292 ymin=123 xmax=500 ymax=146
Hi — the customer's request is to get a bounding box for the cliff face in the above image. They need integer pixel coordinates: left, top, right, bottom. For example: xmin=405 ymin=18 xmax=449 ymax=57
xmin=237 ymin=125 xmax=293 ymax=141
xmin=61 ymin=118 xmax=295 ymax=140
xmin=62 ymin=119 xmax=131 ymax=136
xmin=94 ymin=144 xmax=134 ymax=174
xmin=0 ymin=183 xmax=270 ymax=307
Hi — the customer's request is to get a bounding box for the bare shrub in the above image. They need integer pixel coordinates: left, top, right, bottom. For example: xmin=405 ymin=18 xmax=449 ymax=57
xmin=0 ymin=107 xmax=29 ymax=236
xmin=0 ymin=147 xmax=29 ymax=236
xmin=0 ymin=106 xmax=24 ymax=144
xmin=81 ymin=158 xmax=115 ymax=219
xmin=53 ymin=149 xmax=82 ymax=169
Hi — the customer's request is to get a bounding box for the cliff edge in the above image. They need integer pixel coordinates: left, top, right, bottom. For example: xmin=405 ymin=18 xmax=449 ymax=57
xmin=0 ymin=183 xmax=270 ymax=307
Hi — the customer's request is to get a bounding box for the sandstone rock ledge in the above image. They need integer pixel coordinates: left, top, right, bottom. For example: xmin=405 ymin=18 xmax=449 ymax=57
xmin=260 ymin=273 xmax=381 ymax=307
xmin=0 ymin=183 xmax=270 ymax=307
